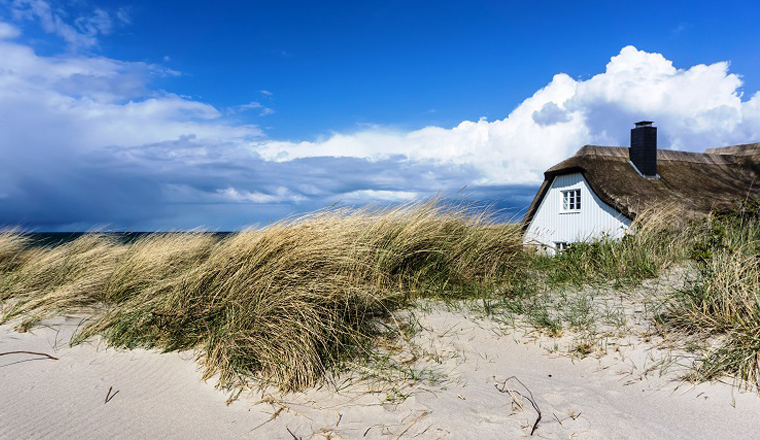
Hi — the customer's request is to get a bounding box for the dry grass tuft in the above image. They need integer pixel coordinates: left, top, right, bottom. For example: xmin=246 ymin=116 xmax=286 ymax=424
xmin=1 ymin=234 xmax=126 ymax=330
xmin=0 ymin=201 xmax=525 ymax=391
xmin=0 ymin=229 xmax=31 ymax=274
xmin=658 ymin=200 xmax=760 ymax=388
xmin=3 ymin=199 xmax=759 ymax=393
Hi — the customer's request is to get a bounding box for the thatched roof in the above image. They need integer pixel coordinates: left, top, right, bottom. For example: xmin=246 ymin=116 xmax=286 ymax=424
xmin=522 ymin=143 xmax=760 ymax=229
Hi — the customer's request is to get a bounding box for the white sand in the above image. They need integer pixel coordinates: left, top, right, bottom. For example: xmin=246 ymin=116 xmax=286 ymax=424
xmin=2 ymin=310 xmax=760 ymax=440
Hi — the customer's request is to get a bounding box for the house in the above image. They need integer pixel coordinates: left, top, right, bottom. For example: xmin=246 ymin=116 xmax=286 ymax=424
xmin=521 ymin=121 xmax=760 ymax=254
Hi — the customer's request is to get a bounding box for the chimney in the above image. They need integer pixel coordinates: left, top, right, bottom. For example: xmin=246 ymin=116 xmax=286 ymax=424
xmin=630 ymin=120 xmax=657 ymax=177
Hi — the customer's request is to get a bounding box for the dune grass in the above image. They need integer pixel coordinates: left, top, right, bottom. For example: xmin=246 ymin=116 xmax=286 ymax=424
xmin=657 ymin=200 xmax=760 ymax=388
xmin=2 ymin=199 xmax=759 ymax=393
xmin=529 ymin=205 xmax=691 ymax=287
xmin=0 ymin=202 xmax=525 ymax=392
xmin=520 ymin=200 xmax=760 ymax=390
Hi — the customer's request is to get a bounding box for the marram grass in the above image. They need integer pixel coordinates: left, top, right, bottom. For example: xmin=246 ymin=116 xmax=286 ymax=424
xmin=4 ymin=200 xmax=759 ymax=393
xmin=524 ymin=200 xmax=760 ymax=390
xmin=657 ymin=201 xmax=760 ymax=389
xmin=0 ymin=202 xmax=525 ymax=392
xmin=529 ymin=204 xmax=691 ymax=287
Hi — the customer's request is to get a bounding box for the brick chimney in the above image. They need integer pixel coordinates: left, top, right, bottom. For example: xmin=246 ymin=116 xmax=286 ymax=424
xmin=630 ymin=121 xmax=657 ymax=177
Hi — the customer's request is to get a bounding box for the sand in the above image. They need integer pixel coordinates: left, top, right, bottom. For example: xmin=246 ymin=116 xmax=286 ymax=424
xmin=2 ymin=309 xmax=760 ymax=440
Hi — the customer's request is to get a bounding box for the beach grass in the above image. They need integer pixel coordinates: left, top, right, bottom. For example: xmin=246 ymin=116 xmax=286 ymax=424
xmin=657 ymin=200 xmax=760 ymax=388
xmin=517 ymin=200 xmax=760 ymax=389
xmin=2 ymin=199 xmax=759 ymax=393
xmin=0 ymin=201 xmax=525 ymax=392
xmin=529 ymin=205 xmax=691 ymax=288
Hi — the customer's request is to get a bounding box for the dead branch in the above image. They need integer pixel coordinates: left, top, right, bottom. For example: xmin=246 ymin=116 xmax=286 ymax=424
xmin=0 ymin=350 xmax=58 ymax=361
xmin=495 ymin=376 xmax=542 ymax=436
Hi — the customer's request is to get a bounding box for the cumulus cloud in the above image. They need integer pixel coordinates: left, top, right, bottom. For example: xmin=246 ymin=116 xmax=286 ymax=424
xmin=0 ymin=20 xmax=484 ymax=230
xmin=1 ymin=16 xmax=759 ymax=231
xmin=532 ymin=102 xmax=572 ymax=126
xmin=256 ymin=45 xmax=760 ymax=186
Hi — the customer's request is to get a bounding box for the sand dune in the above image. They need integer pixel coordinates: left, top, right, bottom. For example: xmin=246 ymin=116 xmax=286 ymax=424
xmin=2 ymin=310 xmax=759 ymax=440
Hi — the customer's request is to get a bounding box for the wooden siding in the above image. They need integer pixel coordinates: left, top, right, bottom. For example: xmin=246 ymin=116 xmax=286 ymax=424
xmin=523 ymin=172 xmax=631 ymax=253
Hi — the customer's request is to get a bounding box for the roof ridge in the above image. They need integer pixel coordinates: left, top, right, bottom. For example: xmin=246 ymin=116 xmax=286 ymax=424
xmin=571 ymin=145 xmax=743 ymax=164
xmin=573 ymin=145 xmax=627 ymax=157
xmin=705 ymin=143 xmax=760 ymax=156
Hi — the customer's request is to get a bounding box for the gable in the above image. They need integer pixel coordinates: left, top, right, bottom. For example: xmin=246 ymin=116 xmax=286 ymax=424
xmin=523 ymin=172 xmax=631 ymax=248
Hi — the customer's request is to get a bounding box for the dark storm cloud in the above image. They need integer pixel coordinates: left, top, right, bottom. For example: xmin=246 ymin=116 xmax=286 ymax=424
xmin=1 ymin=137 xmax=523 ymax=230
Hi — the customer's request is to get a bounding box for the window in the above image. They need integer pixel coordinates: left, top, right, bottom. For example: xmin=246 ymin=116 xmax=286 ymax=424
xmin=555 ymin=241 xmax=568 ymax=252
xmin=561 ymin=189 xmax=581 ymax=211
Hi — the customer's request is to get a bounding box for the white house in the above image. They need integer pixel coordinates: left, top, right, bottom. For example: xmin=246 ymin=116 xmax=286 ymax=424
xmin=522 ymin=121 xmax=760 ymax=254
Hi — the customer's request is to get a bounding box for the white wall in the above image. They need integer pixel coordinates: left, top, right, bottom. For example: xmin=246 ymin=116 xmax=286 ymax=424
xmin=524 ymin=172 xmax=631 ymax=254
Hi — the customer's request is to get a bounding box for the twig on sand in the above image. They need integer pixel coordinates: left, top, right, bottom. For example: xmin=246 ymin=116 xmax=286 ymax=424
xmin=396 ymin=411 xmax=429 ymax=439
xmin=0 ymin=350 xmax=58 ymax=361
xmin=363 ymin=424 xmax=382 ymax=436
xmin=246 ymin=406 xmax=284 ymax=434
xmin=105 ymin=386 xmax=119 ymax=404
xmin=286 ymin=426 xmax=300 ymax=440
xmin=553 ymin=412 xmax=563 ymax=427
xmin=495 ymin=376 xmax=542 ymax=436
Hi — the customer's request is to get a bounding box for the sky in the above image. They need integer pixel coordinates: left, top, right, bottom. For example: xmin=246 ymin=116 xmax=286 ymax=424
xmin=1 ymin=0 xmax=760 ymax=231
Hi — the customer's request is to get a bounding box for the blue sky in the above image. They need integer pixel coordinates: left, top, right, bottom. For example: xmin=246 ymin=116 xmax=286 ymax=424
xmin=1 ymin=0 xmax=760 ymax=231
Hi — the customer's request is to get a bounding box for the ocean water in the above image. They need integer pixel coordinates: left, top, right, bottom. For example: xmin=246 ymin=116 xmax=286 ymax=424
xmin=20 ymin=232 xmax=232 ymax=247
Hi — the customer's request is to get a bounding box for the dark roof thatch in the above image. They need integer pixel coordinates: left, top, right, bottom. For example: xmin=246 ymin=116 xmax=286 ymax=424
xmin=522 ymin=143 xmax=760 ymax=229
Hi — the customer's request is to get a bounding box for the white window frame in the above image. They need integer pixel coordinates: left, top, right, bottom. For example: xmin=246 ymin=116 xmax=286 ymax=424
xmin=561 ymin=189 xmax=581 ymax=212
xmin=554 ymin=241 xmax=569 ymax=252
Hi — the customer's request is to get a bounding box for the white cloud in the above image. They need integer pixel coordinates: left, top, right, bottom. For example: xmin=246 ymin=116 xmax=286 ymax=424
xmin=0 ymin=25 xmax=271 ymax=229
xmin=0 ymin=21 xmax=21 ymax=39
xmin=74 ymin=8 xmax=112 ymax=36
xmin=115 ymin=6 xmax=131 ymax=25
xmin=217 ymin=187 xmax=306 ymax=204
xmin=532 ymin=102 xmax=572 ymax=126
xmin=6 ymin=0 xmax=124 ymax=49
xmin=1 ymin=25 xmax=759 ymax=230
xmin=255 ymin=45 xmax=760 ymax=185
xmin=0 ymin=24 xmax=261 ymax=182
xmin=231 ymin=101 xmax=274 ymax=116
xmin=339 ymin=190 xmax=419 ymax=202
